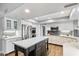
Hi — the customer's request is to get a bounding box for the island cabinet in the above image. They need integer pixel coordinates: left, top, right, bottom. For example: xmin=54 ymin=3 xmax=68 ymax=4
xmin=14 ymin=37 xmax=48 ymax=56
xmin=35 ymin=40 xmax=47 ymax=56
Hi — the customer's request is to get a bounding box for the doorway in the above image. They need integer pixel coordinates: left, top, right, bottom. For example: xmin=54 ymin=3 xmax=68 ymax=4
xmin=42 ymin=26 xmax=46 ymax=36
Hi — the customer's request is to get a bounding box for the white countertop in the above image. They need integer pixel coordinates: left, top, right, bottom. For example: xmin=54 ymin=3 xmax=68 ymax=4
xmin=3 ymin=36 xmax=21 ymax=40
xmin=13 ymin=36 xmax=48 ymax=49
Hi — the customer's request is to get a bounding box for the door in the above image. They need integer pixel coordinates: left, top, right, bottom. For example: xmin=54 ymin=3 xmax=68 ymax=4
xmin=42 ymin=26 xmax=45 ymax=36
xmin=22 ymin=24 xmax=27 ymax=40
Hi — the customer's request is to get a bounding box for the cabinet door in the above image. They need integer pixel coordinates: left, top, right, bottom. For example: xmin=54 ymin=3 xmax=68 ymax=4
xmin=41 ymin=42 xmax=47 ymax=56
xmin=5 ymin=38 xmax=17 ymax=54
xmin=5 ymin=40 xmax=14 ymax=54
xmin=36 ymin=47 xmax=42 ymax=56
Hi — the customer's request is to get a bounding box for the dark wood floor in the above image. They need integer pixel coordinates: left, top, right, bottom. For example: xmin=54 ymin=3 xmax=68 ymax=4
xmin=6 ymin=44 xmax=63 ymax=56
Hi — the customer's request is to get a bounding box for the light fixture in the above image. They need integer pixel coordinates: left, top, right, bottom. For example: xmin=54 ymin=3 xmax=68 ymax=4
xmin=46 ymin=20 xmax=54 ymax=23
xmin=25 ymin=9 xmax=30 ymax=13
xmin=47 ymin=20 xmax=54 ymax=22
xmin=60 ymin=11 xmax=64 ymax=14
xmin=28 ymin=19 xmax=37 ymax=23
xmin=48 ymin=17 xmax=51 ymax=19
xmin=35 ymin=17 xmax=38 ymax=19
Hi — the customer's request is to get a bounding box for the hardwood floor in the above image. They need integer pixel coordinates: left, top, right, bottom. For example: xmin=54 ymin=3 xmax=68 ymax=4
xmin=6 ymin=44 xmax=63 ymax=56
xmin=48 ymin=44 xmax=63 ymax=56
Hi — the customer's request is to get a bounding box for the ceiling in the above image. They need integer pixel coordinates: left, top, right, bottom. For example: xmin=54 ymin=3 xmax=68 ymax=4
xmin=0 ymin=3 xmax=23 ymax=16
xmin=6 ymin=3 xmax=70 ymax=18
xmin=0 ymin=3 xmax=79 ymax=24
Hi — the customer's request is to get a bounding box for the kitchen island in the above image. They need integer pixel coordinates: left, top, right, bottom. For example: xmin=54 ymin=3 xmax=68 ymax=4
xmin=48 ymin=35 xmax=79 ymax=56
xmin=13 ymin=36 xmax=48 ymax=56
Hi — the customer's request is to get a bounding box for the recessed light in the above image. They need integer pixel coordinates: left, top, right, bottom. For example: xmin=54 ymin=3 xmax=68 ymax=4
xmin=25 ymin=9 xmax=30 ymax=13
xmin=48 ymin=20 xmax=54 ymax=22
xmin=28 ymin=19 xmax=37 ymax=23
xmin=48 ymin=17 xmax=51 ymax=19
xmin=46 ymin=20 xmax=54 ymax=23
xmin=35 ymin=17 xmax=38 ymax=19
xmin=60 ymin=11 xmax=64 ymax=14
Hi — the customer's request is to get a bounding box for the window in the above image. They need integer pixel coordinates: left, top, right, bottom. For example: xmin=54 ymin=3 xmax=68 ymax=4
xmin=14 ymin=21 xmax=17 ymax=29
xmin=7 ymin=20 xmax=11 ymax=29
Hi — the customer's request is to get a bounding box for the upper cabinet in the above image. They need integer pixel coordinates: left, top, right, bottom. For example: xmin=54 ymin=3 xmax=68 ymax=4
xmin=4 ymin=17 xmax=18 ymax=30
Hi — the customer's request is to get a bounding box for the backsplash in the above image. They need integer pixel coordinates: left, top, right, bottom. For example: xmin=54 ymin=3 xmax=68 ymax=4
xmin=3 ymin=30 xmax=16 ymax=37
xmin=60 ymin=30 xmax=73 ymax=36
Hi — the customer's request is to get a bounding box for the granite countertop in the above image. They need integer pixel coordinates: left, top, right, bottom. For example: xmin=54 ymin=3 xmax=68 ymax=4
xmin=48 ymin=34 xmax=79 ymax=39
xmin=48 ymin=35 xmax=79 ymax=46
xmin=13 ymin=36 xmax=48 ymax=49
xmin=59 ymin=35 xmax=78 ymax=39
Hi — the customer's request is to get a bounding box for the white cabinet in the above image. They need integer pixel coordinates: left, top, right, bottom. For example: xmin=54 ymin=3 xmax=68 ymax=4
xmin=4 ymin=17 xmax=18 ymax=30
xmin=3 ymin=37 xmax=21 ymax=54
xmin=5 ymin=39 xmax=14 ymax=54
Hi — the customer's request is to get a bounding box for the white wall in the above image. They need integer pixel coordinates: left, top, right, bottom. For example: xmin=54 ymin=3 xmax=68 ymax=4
xmin=36 ymin=24 xmax=41 ymax=37
xmin=45 ymin=20 xmax=74 ymax=35
xmin=36 ymin=24 xmax=46 ymax=37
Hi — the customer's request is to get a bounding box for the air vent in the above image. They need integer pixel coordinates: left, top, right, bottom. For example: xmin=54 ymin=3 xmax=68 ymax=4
xmin=64 ymin=3 xmax=78 ymax=8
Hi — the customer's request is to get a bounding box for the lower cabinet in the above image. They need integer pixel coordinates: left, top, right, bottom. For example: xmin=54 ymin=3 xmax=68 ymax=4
xmin=35 ymin=40 xmax=47 ymax=56
xmin=5 ymin=40 xmax=14 ymax=54
xmin=41 ymin=43 xmax=47 ymax=56
xmin=36 ymin=47 xmax=42 ymax=56
xmin=3 ymin=37 xmax=21 ymax=55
